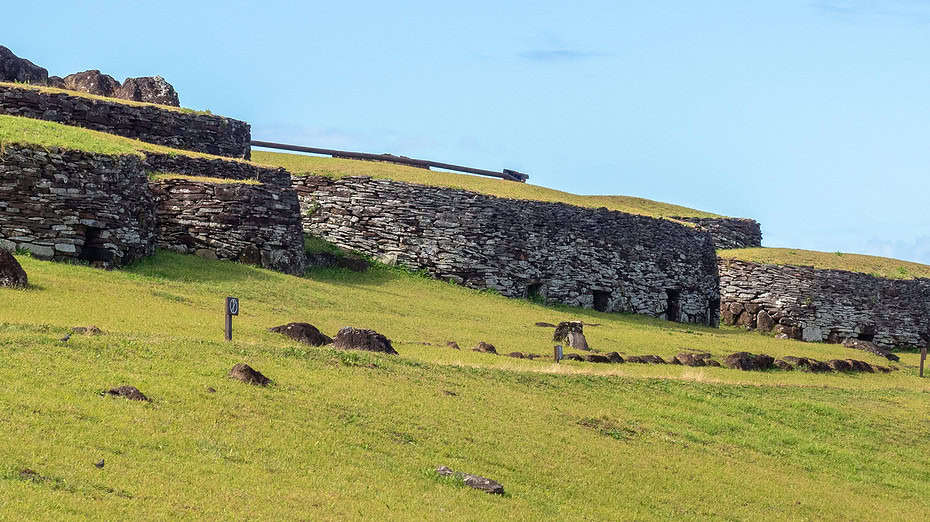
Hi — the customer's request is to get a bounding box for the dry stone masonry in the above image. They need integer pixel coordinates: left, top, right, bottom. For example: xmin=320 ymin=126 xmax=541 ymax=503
xmin=294 ymin=175 xmax=721 ymax=325
xmin=672 ymin=217 xmax=762 ymax=249
xmin=718 ymin=258 xmax=930 ymax=348
xmin=0 ymin=144 xmax=156 ymax=267
xmin=0 ymin=84 xmax=251 ymax=158
xmin=143 ymin=153 xmax=290 ymax=186
xmin=151 ymin=179 xmax=306 ymax=275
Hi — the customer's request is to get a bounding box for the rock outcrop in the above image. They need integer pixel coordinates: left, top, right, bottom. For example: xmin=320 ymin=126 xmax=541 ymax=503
xmin=63 ymin=70 xmax=121 ymax=97
xmin=0 ymin=45 xmax=47 ymax=84
xmin=116 ymin=76 xmax=180 ymax=106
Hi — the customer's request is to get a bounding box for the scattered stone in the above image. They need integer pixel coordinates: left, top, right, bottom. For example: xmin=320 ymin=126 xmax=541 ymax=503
xmin=443 ymin=390 xmax=457 ymax=396
xmin=535 ymin=322 xmax=556 ymax=327
xmin=723 ymin=352 xmax=774 ymax=371
xmin=669 ymin=357 xmax=682 ymax=365
xmin=756 ymin=310 xmax=775 ymax=331
xmin=0 ymin=249 xmax=28 ymax=289
xmin=827 ymin=359 xmax=852 ymax=372
xmin=19 ymin=468 xmax=44 ymax=482
xmin=94 ymin=459 xmax=105 ymax=469
xmin=605 ymin=352 xmax=624 ymax=363
xmin=228 ymin=363 xmax=271 ymax=386
xmin=63 ymin=70 xmax=121 ymax=97
xmin=562 ymin=353 xmax=583 ymax=361
xmin=675 ymin=352 xmax=708 ymax=367
xmin=106 ymin=385 xmax=149 ymax=401
xmin=625 ymin=355 xmax=666 ymax=364
xmin=507 ymin=352 xmax=525 ymax=359
xmin=583 ymin=354 xmax=611 ymax=363
xmin=846 ymin=359 xmax=874 ymax=373
xmin=435 ymin=466 xmax=504 ymax=495
xmin=332 ymin=327 xmax=397 ymax=354
xmin=774 ymin=359 xmax=794 ymax=370
xmin=472 ymin=342 xmax=497 ymax=355
xmin=0 ymin=45 xmax=48 ymax=84
xmin=553 ymin=321 xmax=589 ymax=350
xmin=269 ymin=322 xmax=333 ymax=346
xmin=525 ymin=353 xmax=543 ymax=360
xmin=71 ymin=325 xmax=103 ymax=335
xmin=446 ymin=341 xmax=460 ymax=350
xmin=842 ymin=338 xmax=899 ymax=362
xmin=705 ymin=359 xmax=721 ymax=367
xmin=115 ymin=76 xmax=180 ymax=107
xmin=206 ymin=387 xmax=217 ymax=393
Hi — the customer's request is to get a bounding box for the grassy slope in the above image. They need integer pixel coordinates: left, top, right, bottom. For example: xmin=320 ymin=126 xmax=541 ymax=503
xmin=252 ymin=150 xmax=722 ymax=219
xmin=0 ymin=81 xmax=206 ymax=115
xmin=719 ymin=247 xmax=930 ymax=280
xmin=1 ymin=252 xmax=928 ymax=520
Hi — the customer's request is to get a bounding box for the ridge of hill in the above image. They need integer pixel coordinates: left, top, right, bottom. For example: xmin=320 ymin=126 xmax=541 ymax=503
xmin=252 ymin=149 xmax=723 ymax=219
xmin=718 ymin=247 xmax=930 ymax=280
xmin=0 ymin=252 xmax=927 ymax=519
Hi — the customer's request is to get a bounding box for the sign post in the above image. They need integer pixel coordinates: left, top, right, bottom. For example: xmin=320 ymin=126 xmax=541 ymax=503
xmin=920 ymin=346 xmax=927 ymax=378
xmin=225 ymin=297 xmax=239 ymax=341
xmin=554 ymin=345 xmax=563 ymax=363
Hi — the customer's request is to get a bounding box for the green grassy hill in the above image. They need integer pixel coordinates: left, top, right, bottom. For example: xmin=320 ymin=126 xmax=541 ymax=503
xmin=1 ymin=252 xmax=928 ymax=519
xmin=252 ymin=150 xmax=722 ymax=219
xmin=719 ymin=247 xmax=930 ymax=279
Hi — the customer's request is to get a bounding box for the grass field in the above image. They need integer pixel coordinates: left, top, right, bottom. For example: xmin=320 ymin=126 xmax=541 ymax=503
xmin=252 ymin=150 xmax=721 ymax=219
xmin=719 ymin=247 xmax=930 ymax=280
xmin=1 ymin=252 xmax=928 ymax=520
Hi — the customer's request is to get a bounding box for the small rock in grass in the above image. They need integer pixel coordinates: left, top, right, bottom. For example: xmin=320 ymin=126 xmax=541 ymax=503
xmin=472 ymin=342 xmax=497 ymax=354
xmin=847 ymin=359 xmax=874 ymax=373
xmin=436 ymin=466 xmax=504 ymax=495
xmin=228 ymin=363 xmax=271 ymax=386
xmin=0 ymin=249 xmax=28 ymax=289
xmin=332 ymin=327 xmax=397 ymax=355
xmin=534 ymin=322 xmax=556 ymax=327
xmin=842 ymin=338 xmax=900 ymax=362
xmin=675 ymin=353 xmax=707 ymax=367
xmin=446 ymin=341 xmax=460 ymax=350
xmin=723 ymin=352 xmax=774 ymax=371
xmin=507 ymin=352 xmax=525 ymax=359
xmin=827 ymin=359 xmax=852 ymax=372
xmin=106 ymin=385 xmax=149 ymax=401
xmin=562 ymin=353 xmax=583 ymax=361
xmin=269 ymin=322 xmax=333 ymax=346
xmin=606 ymin=352 xmax=624 ymax=363
xmin=584 ymin=354 xmax=611 ymax=363
xmin=774 ymin=359 xmax=794 ymax=370
xmin=72 ymin=325 xmax=104 ymax=335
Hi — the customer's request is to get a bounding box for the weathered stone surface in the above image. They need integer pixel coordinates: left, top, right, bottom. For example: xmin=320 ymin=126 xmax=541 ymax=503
xmin=0 ymin=83 xmax=251 ymax=158
xmin=294 ymin=175 xmax=721 ymax=326
xmin=228 ymin=363 xmax=271 ymax=386
xmin=472 ymin=342 xmax=497 ymax=354
xmin=150 ymin=179 xmax=306 ymax=275
xmin=674 ymin=352 xmax=714 ymax=367
xmin=0 ymin=144 xmax=156 ymax=268
xmin=553 ymin=321 xmax=590 ymax=350
xmin=626 ymin=355 xmax=666 ymax=364
xmin=756 ymin=310 xmax=775 ymax=331
xmin=446 ymin=341 xmax=460 ymax=350
xmin=269 ymin=323 xmax=332 ymax=346
xmin=719 ymin=258 xmax=930 ymax=349
xmin=671 ymin=216 xmax=762 ymax=249
xmin=332 ymin=327 xmax=398 ymax=354
xmin=106 ymin=385 xmax=149 ymax=401
xmin=606 ymin=351 xmax=624 ymax=363
xmin=436 ymin=466 xmax=504 ymax=495
xmin=0 ymin=250 xmax=28 ymax=288
xmin=71 ymin=326 xmax=103 ymax=335
xmin=583 ymin=354 xmax=611 ymax=363
xmin=116 ymin=76 xmax=180 ymax=106
xmin=562 ymin=353 xmax=583 ymax=361
xmin=507 ymin=351 xmax=525 ymax=358
xmin=63 ymin=70 xmax=120 ymax=97
xmin=843 ymin=338 xmax=900 ymax=362
xmin=0 ymin=45 xmax=47 ymax=84
xmin=827 ymin=359 xmax=852 ymax=372
xmin=47 ymin=75 xmax=65 ymax=88
xmin=723 ymin=352 xmax=774 ymax=371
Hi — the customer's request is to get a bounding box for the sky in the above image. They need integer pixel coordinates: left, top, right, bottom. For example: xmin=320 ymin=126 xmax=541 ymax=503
xmin=5 ymin=1 xmax=930 ymax=263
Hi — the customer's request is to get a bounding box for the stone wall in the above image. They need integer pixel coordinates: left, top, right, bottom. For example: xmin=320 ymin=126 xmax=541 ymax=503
xmin=151 ymin=179 xmax=306 ymax=275
xmin=294 ymin=175 xmax=721 ymax=325
xmin=0 ymin=144 xmax=156 ymax=266
xmin=144 ymin=153 xmax=290 ymax=186
xmin=718 ymin=258 xmax=930 ymax=348
xmin=0 ymin=84 xmax=251 ymax=159
xmin=673 ymin=217 xmax=762 ymax=249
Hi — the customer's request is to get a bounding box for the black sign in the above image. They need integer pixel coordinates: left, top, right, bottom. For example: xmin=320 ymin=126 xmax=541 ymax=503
xmin=227 ymin=297 xmax=239 ymax=316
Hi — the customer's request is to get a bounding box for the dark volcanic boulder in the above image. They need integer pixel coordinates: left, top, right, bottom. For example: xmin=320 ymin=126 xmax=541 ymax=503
xmin=269 ymin=322 xmax=332 ymax=346
xmin=106 ymin=385 xmax=149 ymax=401
xmin=63 ymin=70 xmax=121 ymax=97
xmin=47 ymin=75 xmax=65 ymax=88
xmin=606 ymin=352 xmax=624 ymax=363
xmin=333 ymin=327 xmax=398 ymax=354
xmin=583 ymin=354 xmax=611 ymax=363
xmin=674 ymin=352 xmax=714 ymax=367
xmin=472 ymin=341 xmax=497 ymax=354
xmin=847 ymin=359 xmax=874 ymax=373
xmin=115 ymin=76 xmax=180 ymax=106
xmin=0 ymin=45 xmax=48 ymax=84
xmin=507 ymin=351 xmax=525 ymax=359
xmin=229 ymin=363 xmax=271 ymax=386
xmin=827 ymin=359 xmax=852 ymax=372
xmin=553 ymin=321 xmax=589 ymax=350
xmin=774 ymin=359 xmax=794 ymax=370
xmin=842 ymin=338 xmax=899 ymax=362
xmin=436 ymin=466 xmax=504 ymax=495
xmin=0 ymin=250 xmax=28 ymax=288
xmin=723 ymin=352 xmax=774 ymax=371
xmin=562 ymin=353 xmax=583 ymax=361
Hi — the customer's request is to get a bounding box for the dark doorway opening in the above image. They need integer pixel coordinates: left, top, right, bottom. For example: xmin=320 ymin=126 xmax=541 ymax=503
xmin=593 ymin=291 xmax=610 ymax=312
xmin=708 ymin=297 xmax=721 ymax=326
xmin=666 ymin=289 xmax=681 ymax=322
xmin=79 ymin=227 xmax=113 ymax=264
xmin=526 ymin=282 xmax=543 ymax=300
xmin=858 ymin=325 xmax=876 ymax=342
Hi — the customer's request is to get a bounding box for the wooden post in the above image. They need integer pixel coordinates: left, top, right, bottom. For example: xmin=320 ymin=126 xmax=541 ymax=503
xmin=920 ymin=346 xmax=927 ymax=378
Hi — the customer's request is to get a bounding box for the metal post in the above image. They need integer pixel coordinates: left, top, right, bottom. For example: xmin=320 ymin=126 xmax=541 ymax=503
xmin=225 ymin=296 xmax=239 ymax=341
xmin=225 ymin=311 xmax=232 ymax=341
xmin=554 ymin=345 xmax=563 ymax=363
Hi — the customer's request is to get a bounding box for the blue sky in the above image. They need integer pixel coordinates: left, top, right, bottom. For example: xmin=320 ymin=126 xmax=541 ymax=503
xmin=6 ymin=1 xmax=930 ymax=262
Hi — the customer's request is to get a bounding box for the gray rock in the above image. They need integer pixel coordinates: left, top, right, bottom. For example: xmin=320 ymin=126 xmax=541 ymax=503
xmin=63 ymin=70 xmax=121 ymax=97
xmin=0 ymin=249 xmax=27 ymax=288
xmin=842 ymin=338 xmax=899 ymax=362
xmin=436 ymin=466 xmax=504 ymax=495
xmin=115 ymin=76 xmax=180 ymax=107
